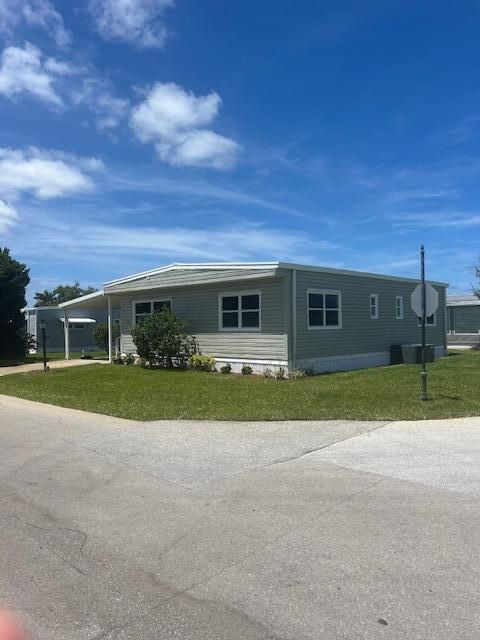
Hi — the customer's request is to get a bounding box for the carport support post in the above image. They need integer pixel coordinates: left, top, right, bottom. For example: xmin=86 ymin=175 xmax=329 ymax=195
xmin=64 ymin=309 xmax=70 ymax=360
xmin=107 ymin=295 xmax=112 ymax=363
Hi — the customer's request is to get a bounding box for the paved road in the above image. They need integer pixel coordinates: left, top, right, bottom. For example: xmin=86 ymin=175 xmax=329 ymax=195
xmin=0 ymin=395 xmax=479 ymax=639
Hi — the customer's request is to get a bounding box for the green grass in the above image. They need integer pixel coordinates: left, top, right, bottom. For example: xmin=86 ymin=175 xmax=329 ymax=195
xmin=0 ymin=351 xmax=107 ymax=367
xmin=0 ymin=350 xmax=478 ymax=421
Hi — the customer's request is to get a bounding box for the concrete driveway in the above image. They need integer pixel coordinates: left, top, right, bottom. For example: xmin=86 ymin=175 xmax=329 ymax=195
xmin=0 ymin=395 xmax=479 ymax=640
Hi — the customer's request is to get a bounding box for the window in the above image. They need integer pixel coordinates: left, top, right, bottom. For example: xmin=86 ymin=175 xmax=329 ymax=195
xmin=133 ymin=299 xmax=171 ymax=325
xmin=417 ymin=313 xmax=436 ymax=327
xmin=69 ymin=323 xmax=85 ymax=330
xmin=395 ymin=296 xmax=404 ymax=320
xmin=307 ymin=290 xmax=341 ymax=329
xmin=220 ymin=292 xmax=260 ymax=330
xmin=113 ymin=319 xmax=120 ymax=325
xmin=370 ymin=294 xmax=379 ymax=319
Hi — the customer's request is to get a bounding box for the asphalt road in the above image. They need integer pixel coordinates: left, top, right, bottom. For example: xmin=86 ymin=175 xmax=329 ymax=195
xmin=1 ymin=395 xmax=479 ymax=640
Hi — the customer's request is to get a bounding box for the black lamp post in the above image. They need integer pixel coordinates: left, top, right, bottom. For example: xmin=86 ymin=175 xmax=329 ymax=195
xmin=39 ymin=318 xmax=48 ymax=372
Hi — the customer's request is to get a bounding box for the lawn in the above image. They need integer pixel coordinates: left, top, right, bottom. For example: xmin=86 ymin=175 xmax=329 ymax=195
xmin=0 ymin=351 xmax=107 ymax=367
xmin=0 ymin=350 xmax=478 ymax=421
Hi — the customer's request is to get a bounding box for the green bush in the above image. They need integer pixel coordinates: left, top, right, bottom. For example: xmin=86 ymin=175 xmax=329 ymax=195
xmin=131 ymin=308 xmax=196 ymax=369
xmin=112 ymin=355 xmax=124 ymax=365
xmin=93 ymin=322 xmax=120 ymax=352
xmin=275 ymin=366 xmax=287 ymax=380
xmin=189 ymin=353 xmax=216 ymax=371
xmin=288 ymin=368 xmax=306 ymax=379
xmin=220 ymin=363 xmax=232 ymax=374
xmin=124 ymin=353 xmax=135 ymax=365
xmin=241 ymin=364 xmax=253 ymax=375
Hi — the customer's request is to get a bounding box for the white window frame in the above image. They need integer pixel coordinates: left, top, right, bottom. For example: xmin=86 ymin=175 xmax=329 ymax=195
xmin=132 ymin=298 xmax=172 ymax=326
xmin=218 ymin=290 xmax=261 ymax=332
xmin=417 ymin=312 xmax=437 ymax=327
xmin=307 ymin=289 xmax=342 ymax=330
xmin=395 ymin=296 xmax=404 ymax=320
xmin=370 ymin=293 xmax=379 ymax=320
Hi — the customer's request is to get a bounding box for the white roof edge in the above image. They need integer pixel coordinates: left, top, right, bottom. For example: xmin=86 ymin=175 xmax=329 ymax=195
xmin=103 ymin=262 xmax=280 ymax=287
xmin=22 ymin=305 xmax=59 ymax=311
xmin=278 ymin=262 xmax=448 ymax=287
xmin=58 ymin=289 xmax=105 ymax=308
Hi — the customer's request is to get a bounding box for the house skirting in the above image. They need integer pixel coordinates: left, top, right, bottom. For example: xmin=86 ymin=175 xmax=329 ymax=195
xmin=297 ymin=345 xmax=447 ymax=374
xmin=214 ymin=357 xmax=289 ymax=374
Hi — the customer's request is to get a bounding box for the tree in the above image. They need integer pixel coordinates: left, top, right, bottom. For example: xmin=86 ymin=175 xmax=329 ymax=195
xmin=54 ymin=281 xmax=97 ymax=304
xmin=33 ymin=281 xmax=98 ymax=307
xmin=93 ymin=322 xmax=120 ymax=353
xmin=34 ymin=289 xmax=57 ymax=307
xmin=131 ymin=308 xmax=196 ymax=368
xmin=474 ymin=264 xmax=480 ymax=299
xmin=0 ymin=247 xmax=30 ymax=358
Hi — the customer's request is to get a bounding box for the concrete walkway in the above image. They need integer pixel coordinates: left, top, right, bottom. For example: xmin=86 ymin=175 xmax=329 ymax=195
xmin=0 ymin=358 xmax=108 ymax=376
xmin=1 ymin=395 xmax=480 ymax=639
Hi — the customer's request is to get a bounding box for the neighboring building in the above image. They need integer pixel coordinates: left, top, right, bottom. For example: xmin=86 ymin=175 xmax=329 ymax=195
xmin=59 ymin=262 xmax=448 ymax=373
xmin=447 ymin=295 xmax=480 ymax=348
xmin=23 ymin=305 xmax=118 ymax=353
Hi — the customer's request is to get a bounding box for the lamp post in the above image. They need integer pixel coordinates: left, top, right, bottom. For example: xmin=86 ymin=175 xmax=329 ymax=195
xmin=39 ymin=318 xmax=48 ymax=372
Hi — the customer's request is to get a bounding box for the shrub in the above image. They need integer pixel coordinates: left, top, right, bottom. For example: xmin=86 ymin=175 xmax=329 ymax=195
xmin=135 ymin=356 xmax=147 ymax=367
xmin=220 ymin=363 xmax=232 ymax=374
xmin=112 ymin=355 xmax=124 ymax=365
xmin=303 ymin=367 xmax=318 ymax=377
xmin=241 ymin=364 xmax=253 ymax=375
xmin=189 ymin=353 xmax=216 ymax=371
xmin=124 ymin=353 xmax=135 ymax=365
xmin=263 ymin=368 xmax=274 ymax=378
xmin=93 ymin=322 xmax=120 ymax=353
xmin=289 ymin=368 xmax=306 ymax=379
xmin=131 ymin=308 xmax=196 ymax=369
xmin=275 ymin=366 xmax=287 ymax=380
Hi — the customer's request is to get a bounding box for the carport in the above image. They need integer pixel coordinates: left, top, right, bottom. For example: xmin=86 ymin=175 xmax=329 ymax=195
xmin=58 ymin=290 xmax=121 ymax=362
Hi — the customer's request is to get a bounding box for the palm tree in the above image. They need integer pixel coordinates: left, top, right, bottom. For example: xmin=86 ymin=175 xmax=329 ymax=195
xmin=34 ymin=289 xmax=57 ymax=307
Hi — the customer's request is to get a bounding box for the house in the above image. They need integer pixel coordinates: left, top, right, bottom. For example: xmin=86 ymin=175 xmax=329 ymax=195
xmin=23 ymin=304 xmax=118 ymax=354
xmin=447 ymin=294 xmax=480 ymax=348
xmin=58 ymin=262 xmax=448 ymax=373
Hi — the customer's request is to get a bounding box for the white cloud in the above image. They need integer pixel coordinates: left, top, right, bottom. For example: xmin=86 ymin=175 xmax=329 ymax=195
xmin=15 ymin=214 xmax=338 ymax=265
xmin=72 ymin=77 xmax=129 ymax=130
xmin=0 ymin=42 xmax=75 ymax=107
xmin=87 ymin=0 xmax=174 ymax=48
xmin=0 ymin=199 xmax=18 ymax=233
xmin=131 ymin=82 xmax=240 ymax=169
xmin=0 ymin=147 xmax=101 ymax=199
xmin=0 ymin=0 xmax=71 ymax=49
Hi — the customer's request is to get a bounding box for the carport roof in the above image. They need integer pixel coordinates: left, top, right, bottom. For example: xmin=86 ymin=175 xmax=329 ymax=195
xmin=58 ymin=290 xmax=120 ymax=310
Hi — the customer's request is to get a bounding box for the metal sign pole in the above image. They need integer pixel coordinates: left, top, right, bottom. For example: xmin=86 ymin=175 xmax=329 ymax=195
xmin=420 ymin=245 xmax=428 ymax=400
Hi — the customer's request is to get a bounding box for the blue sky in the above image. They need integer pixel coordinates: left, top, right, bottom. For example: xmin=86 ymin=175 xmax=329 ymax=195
xmin=0 ymin=0 xmax=479 ymax=303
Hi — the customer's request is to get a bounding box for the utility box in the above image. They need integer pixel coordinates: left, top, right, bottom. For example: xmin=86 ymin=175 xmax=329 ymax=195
xmin=390 ymin=344 xmax=404 ymax=365
xmin=401 ymin=344 xmax=435 ymax=364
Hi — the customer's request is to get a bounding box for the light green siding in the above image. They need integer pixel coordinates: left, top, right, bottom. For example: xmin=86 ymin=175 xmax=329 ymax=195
xmin=106 ymin=267 xmax=278 ymax=294
xmin=295 ymin=270 xmax=446 ymax=361
xmin=120 ymin=276 xmax=288 ymax=362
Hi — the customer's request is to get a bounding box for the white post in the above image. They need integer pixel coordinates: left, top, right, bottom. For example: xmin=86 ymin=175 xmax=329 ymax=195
xmin=107 ymin=295 xmax=112 ymax=363
xmin=64 ymin=309 xmax=70 ymax=360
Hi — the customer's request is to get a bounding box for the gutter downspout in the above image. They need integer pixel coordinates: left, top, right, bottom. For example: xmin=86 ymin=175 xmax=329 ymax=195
xmin=291 ymin=267 xmax=297 ymax=371
xmin=107 ymin=295 xmax=112 ymax=363
xmin=64 ymin=309 xmax=70 ymax=360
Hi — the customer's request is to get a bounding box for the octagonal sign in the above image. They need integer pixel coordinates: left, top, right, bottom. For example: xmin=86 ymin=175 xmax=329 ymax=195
xmin=411 ymin=283 xmax=439 ymax=318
